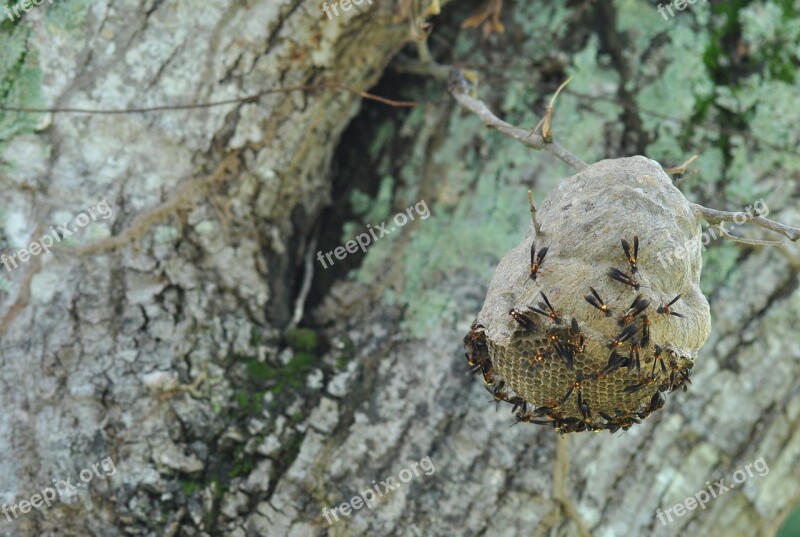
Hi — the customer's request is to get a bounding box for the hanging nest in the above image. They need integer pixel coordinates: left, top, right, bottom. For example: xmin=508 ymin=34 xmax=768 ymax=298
xmin=464 ymin=156 xmax=711 ymax=433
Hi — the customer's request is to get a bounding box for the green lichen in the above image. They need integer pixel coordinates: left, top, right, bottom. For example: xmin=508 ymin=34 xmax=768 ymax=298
xmin=228 ymin=444 xmax=254 ymax=478
xmin=0 ymin=0 xmax=92 ymax=168
xmin=279 ymin=433 xmax=305 ymax=468
xmin=285 ymin=328 xmax=318 ymax=352
xmin=180 ymin=480 xmax=203 ymax=496
xmin=700 ymin=242 xmax=740 ymax=296
xmin=0 ymin=24 xmax=43 ymax=159
xmin=348 ymin=175 xmax=394 ymax=224
xmin=335 ymin=335 xmax=354 ymax=370
xmin=44 ymin=0 xmax=92 ymax=33
xmin=245 ymin=359 xmax=277 ymax=382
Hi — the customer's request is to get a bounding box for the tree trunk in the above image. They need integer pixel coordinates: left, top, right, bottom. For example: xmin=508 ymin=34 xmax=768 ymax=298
xmin=1 ymin=1 xmax=798 ymax=536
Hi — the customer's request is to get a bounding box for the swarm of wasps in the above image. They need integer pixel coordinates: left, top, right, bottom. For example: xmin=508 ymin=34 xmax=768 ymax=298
xmin=464 ymin=236 xmax=693 ymax=434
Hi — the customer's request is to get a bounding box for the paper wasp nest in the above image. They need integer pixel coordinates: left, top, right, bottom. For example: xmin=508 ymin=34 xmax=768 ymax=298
xmin=464 ymin=156 xmax=711 ymax=433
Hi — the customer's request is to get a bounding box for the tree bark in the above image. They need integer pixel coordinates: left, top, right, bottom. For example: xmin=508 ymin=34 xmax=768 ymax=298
xmin=0 ymin=1 xmax=798 ymax=537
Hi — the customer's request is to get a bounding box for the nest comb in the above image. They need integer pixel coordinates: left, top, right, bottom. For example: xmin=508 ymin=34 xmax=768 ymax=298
xmin=464 ymin=156 xmax=711 ymax=434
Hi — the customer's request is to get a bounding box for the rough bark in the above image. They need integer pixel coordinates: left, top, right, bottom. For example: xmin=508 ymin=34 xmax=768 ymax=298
xmin=0 ymin=1 xmax=798 ymax=537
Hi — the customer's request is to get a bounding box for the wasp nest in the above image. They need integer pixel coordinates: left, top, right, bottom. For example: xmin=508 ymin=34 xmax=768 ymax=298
xmin=464 ymin=156 xmax=711 ymax=433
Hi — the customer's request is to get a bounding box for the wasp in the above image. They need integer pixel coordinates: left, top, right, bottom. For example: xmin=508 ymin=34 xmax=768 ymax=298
xmin=466 ymin=358 xmax=480 ymax=376
xmin=528 ymin=291 xmax=563 ymax=325
xmin=508 ymin=396 xmax=528 ymax=415
xmin=531 ymin=405 xmax=555 ymax=418
xmin=615 ymin=412 xmax=642 ymax=429
xmin=608 ymin=267 xmax=640 ymax=291
xmin=509 ymin=308 xmax=538 ymax=333
xmin=621 ymin=236 xmax=639 ymax=274
xmin=623 ymin=374 xmax=656 ymax=394
xmin=485 ymin=381 xmax=510 ymax=410
xmin=605 ymin=422 xmax=621 ymax=434
xmin=641 ymin=316 xmax=651 ymax=348
xmin=599 ymin=409 xmax=637 ymax=434
xmin=601 ymin=349 xmax=627 ymax=375
xmin=464 ymin=323 xmax=488 ymax=352
xmin=559 ymin=377 xmax=584 ymax=406
xmin=650 ymin=344 xmax=667 ymax=377
xmin=492 ymin=379 xmax=507 ymax=395
xmin=464 ymin=328 xmax=493 ymax=379
xmin=464 ymin=338 xmax=488 ymax=361
xmin=568 ymin=317 xmax=585 ymax=354
xmin=551 ymin=341 xmax=574 ymax=370
xmin=526 ymin=349 xmax=548 ymax=369
xmin=577 ymin=389 xmax=591 ymax=419
xmin=465 ymin=351 xmax=491 ymax=379
xmin=555 ymin=417 xmax=588 ymax=434
xmin=627 ymin=339 xmax=642 ymax=376
xmin=619 ymin=294 xmax=650 ymax=326
xmin=608 ymin=324 xmax=638 ymax=349
xmin=668 ymin=360 xmax=692 ymax=391
xmin=545 ymin=329 xmax=560 ymax=344
xmin=529 ymin=243 xmax=549 ymax=282
xmin=599 ymin=411 xmax=616 ymax=423
xmin=584 ymin=286 xmax=612 ymax=317
xmin=512 ymin=413 xmax=553 ymax=426
xmin=648 ymin=391 xmax=665 ymax=413
xmin=465 ymin=351 xmax=494 ymax=385
xmin=657 ymin=295 xmax=685 ymax=318
xmin=482 ymin=368 xmax=496 ymax=386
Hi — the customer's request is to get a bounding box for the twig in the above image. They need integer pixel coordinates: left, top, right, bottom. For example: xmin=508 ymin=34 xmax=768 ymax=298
xmin=528 ymin=190 xmax=542 ymax=236
xmin=713 ymin=223 xmax=783 ymax=247
xmin=540 ymin=76 xmax=573 ymax=142
xmin=448 ymin=70 xmax=587 ymax=171
xmin=692 ymin=203 xmax=800 ymax=243
xmin=0 ymin=83 xmax=416 ymax=115
xmin=61 ymin=153 xmax=240 ymax=255
xmin=663 ymin=154 xmax=697 ymax=175
xmin=285 ymin=230 xmax=318 ymax=334
xmin=553 ymin=435 xmax=592 ymax=537
xmin=0 ymin=225 xmax=42 ymax=337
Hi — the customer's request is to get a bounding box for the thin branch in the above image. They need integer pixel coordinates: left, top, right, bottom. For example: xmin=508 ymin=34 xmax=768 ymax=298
xmin=448 ymin=70 xmax=588 ymax=171
xmin=0 ymin=225 xmax=42 ymax=337
xmin=61 ymin=153 xmax=240 ymax=255
xmin=541 ymin=76 xmax=573 ymax=142
xmin=692 ymin=203 xmax=800 ymax=243
xmin=714 ymin=223 xmax=783 ymax=247
xmin=394 ymin=60 xmax=798 ymax=156
xmin=663 ymin=154 xmax=697 ymax=175
xmin=0 ymin=83 xmax=416 ymax=115
xmin=285 ymin=230 xmax=318 ymax=335
xmin=553 ymin=435 xmax=592 ymax=537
